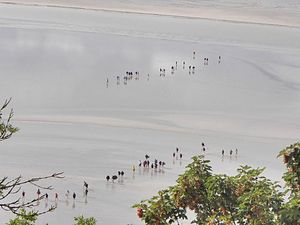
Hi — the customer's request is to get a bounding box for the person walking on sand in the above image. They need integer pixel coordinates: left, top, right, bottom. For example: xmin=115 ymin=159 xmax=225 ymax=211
xmin=176 ymin=147 xmax=179 ymax=153
xmin=173 ymin=152 xmax=175 ymax=158
xmin=222 ymin=149 xmax=224 ymax=156
xmin=65 ymin=190 xmax=70 ymax=199
xmin=230 ymin=150 xmax=233 ymax=156
xmin=73 ymin=192 xmax=76 ymax=200
xmin=84 ymin=181 xmax=88 ymax=190
xmin=112 ymin=175 xmax=118 ymax=182
xmin=106 ymin=175 xmax=110 ymax=181
xmin=37 ymin=189 xmax=41 ymax=198
xmin=180 ymin=153 xmax=183 ymax=159
xmin=236 ymin=148 xmax=238 ymax=155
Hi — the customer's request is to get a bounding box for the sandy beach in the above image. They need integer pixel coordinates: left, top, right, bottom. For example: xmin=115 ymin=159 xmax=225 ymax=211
xmin=0 ymin=1 xmax=299 ymax=224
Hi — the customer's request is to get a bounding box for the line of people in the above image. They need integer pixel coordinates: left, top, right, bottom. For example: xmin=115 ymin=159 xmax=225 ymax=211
xmin=105 ymin=50 xmax=222 ymax=88
xmin=221 ymin=148 xmax=238 ymax=156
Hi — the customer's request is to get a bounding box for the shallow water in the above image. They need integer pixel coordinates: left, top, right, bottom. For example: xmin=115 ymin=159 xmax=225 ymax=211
xmin=0 ymin=4 xmax=300 ymax=225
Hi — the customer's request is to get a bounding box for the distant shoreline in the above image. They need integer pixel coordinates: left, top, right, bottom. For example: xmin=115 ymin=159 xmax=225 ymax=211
xmin=0 ymin=0 xmax=299 ymax=28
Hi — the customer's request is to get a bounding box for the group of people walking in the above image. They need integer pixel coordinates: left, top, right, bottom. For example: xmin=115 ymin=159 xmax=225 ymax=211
xmin=105 ymin=170 xmax=125 ymax=182
xmin=221 ymin=148 xmax=238 ymax=156
xmin=105 ymin=50 xmax=222 ymax=88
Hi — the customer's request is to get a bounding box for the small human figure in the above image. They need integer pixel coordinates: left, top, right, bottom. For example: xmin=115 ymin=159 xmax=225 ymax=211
xmin=45 ymin=193 xmax=48 ymax=201
xmin=85 ymin=189 xmax=88 ymax=196
xmin=180 ymin=153 xmax=183 ymax=159
xmin=84 ymin=181 xmax=88 ymax=190
xmin=120 ymin=171 xmax=124 ymax=176
xmin=139 ymin=160 xmax=142 ymax=167
xmin=112 ymin=175 xmax=118 ymax=182
xmin=132 ymin=165 xmax=136 ymax=172
xmin=145 ymin=154 xmax=150 ymax=159
xmin=45 ymin=193 xmax=48 ymax=208
xmin=147 ymin=74 xmax=150 ymax=81
xmin=176 ymin=147 xmax=179 ymax=153
xmin=72 ymin=192 xmax=76 ymax=209
xmin=230 ymin=150 xmax=233 ymax=156
xmin=55 ymin=193 xmax=58 ymax=202
xmin=202 ymin=142 xmax=205 ymax=147
xmin=222 ymin=149 xmax=224 ymax=156
xmin=173 ymin=152 xmax=175 ymax=158
xmin=151 ymin=163 xmax=154 ymax=169
xmin=236 ymin=148 xmax=238 ymax=155
xmin=118 ymin=171 xmax=121 ymax=176
xmin=203 ymin=147 xmax=206 ymax=152
xmin=106 ymin=175 xmax=110 ymax=181
xmin=65 ymin=190 xmax=70 ymax=199
xmin=37 ymin=189 xmax=41 ymax=197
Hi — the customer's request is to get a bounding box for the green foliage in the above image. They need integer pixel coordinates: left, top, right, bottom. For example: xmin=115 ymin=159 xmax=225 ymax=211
xmin=0 ymin=98 xmax=19 ymax=142
xmin=278 ymin=143 xmax=300 ymax=225
xmin=134 ymin=144 xmax=300 ymax=225
xmin=6 ymin=209 xmax=37 ymax=225
xmin=74 ymin=216 xmax=96 ymax=225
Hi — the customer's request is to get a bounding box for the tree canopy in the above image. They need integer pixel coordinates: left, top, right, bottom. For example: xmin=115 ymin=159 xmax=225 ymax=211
xmin=0 ymin=99 xmax=63 ymax=218
xmin=134 ymin=143 xmax=300 ymax=225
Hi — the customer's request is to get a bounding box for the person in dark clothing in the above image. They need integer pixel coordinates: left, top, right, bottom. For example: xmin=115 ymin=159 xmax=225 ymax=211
xmin=112 ymin=175 xmax=118 ymax=182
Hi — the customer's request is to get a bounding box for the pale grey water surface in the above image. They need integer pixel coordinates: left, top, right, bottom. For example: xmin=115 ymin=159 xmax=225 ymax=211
xmin=0 ymin=3 xmax=300 ymax=225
